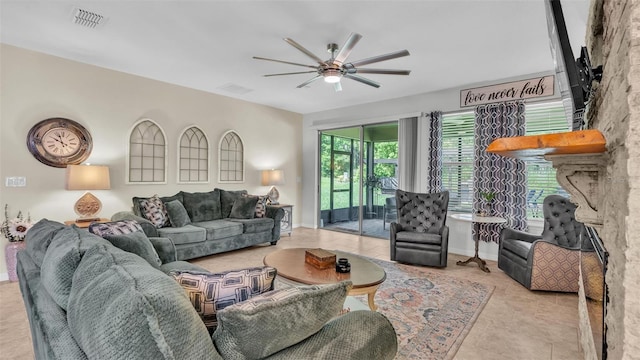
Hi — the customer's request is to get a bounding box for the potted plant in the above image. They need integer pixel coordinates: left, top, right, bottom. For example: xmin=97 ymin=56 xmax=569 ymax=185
xmin=479 ymin=191 xmax=496 ymax=216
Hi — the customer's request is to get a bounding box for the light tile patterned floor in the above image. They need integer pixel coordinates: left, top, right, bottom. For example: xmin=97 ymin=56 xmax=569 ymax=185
xmin=0 ymin=227 xmax=582 ymax=359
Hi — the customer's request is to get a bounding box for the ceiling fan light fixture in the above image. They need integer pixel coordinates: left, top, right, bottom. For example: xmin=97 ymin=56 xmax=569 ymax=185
xmin=254 ymin=33 xmax=410 ymax=90
xmin=323 ymin=69 xmax=342 ymax=83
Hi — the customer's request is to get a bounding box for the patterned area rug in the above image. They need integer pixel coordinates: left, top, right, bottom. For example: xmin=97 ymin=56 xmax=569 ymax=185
xmin=353 ymin=257 xmax=494 ymax=360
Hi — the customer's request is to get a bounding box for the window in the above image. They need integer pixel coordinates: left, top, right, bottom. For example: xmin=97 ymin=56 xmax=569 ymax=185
xmin=218 ymin=130 xmax=244 ymax=183
xmin=524 ymin=101 xmax=570 ymax=218
xmin=178 ymin=126 xmax=209 ymax=183
xmin=441 ymin=101 xmax=570 ymax=218
xmin=441 ymin=111 xmax=475 ymax=212
xmin=128 ymin=119 xmax=166 ymax=183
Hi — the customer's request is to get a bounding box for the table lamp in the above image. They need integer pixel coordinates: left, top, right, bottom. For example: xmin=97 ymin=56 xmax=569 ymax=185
xmin=65 ymin=164 xmax=111 ymax=221
xmin=261 ymin=169 xmax=284 ymax=204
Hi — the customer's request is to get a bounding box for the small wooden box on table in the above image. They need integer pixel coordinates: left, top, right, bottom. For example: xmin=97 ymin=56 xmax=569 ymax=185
xmin=304 ymin=248 xmax=336 ymax=269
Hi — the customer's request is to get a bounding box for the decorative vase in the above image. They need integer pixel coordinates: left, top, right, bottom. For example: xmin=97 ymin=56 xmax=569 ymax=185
xmin=5 ymin=241 xmax=26 ymax=282
xmin=484 ymin=203 xmax=492 ymax=216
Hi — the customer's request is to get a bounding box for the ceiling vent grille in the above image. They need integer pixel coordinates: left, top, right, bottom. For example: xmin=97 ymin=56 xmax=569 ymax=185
xmin=71 ymin=7 xmax=105 ymax=29
xmin=217 ymin=83 xmax=254 ymax=95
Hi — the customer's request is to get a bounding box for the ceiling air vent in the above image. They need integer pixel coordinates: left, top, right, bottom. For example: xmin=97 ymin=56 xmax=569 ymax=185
xmin=217 ymin=83 xmax=254 ymax=95
xmin=71 ymin=7 xmax=106 ymax=29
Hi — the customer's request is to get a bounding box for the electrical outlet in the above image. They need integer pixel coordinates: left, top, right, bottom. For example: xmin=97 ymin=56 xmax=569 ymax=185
xmin=5 ymin=177 xmax=27 ymax=187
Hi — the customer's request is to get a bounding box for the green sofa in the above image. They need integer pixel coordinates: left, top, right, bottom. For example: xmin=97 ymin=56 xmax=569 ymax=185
xmin=17 ymin=219 xmax=398 ymax=359
xmin=112 ymin=188 xmax=284 ymax=261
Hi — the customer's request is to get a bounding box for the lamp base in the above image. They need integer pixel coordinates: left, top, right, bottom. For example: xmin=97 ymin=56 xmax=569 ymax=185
xmin=267 ymin=186 xmax=280 ymax=205
xmin=74 ymin=192 xmax=102 ymax=220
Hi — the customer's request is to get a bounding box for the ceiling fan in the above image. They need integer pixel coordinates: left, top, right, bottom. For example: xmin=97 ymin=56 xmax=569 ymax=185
xmin=253 ymin=32 xmax=411 ymax=91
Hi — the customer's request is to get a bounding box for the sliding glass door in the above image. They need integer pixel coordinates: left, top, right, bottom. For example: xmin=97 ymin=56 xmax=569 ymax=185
xmin=318 ymin=122 xmax=398 ymax=239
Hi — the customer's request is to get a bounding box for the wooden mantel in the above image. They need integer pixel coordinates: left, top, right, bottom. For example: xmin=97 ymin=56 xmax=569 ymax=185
xmin=486 ymin=129 xmax=607 ymax=228
xmin=486 ymin=129 xmax=606 ymax=160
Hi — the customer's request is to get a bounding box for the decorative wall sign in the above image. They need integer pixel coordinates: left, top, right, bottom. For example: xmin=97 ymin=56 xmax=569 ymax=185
xmin=460 ymin=75 xmax=555 ymax=107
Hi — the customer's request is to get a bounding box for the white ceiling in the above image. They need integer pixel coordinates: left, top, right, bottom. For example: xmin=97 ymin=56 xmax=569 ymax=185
xmin=0 ymin=0 xmax=590 ymax=115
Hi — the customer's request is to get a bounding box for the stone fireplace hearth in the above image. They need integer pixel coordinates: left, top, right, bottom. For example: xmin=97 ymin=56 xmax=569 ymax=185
xmin=580 ymin=227 xmax=608 ymax=359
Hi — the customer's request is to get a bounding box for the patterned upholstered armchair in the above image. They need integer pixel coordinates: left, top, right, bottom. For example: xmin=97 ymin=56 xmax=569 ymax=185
xmin=390 ymin=190 xmax=449 ymax=267
xmin=498 ymin=195 xmax=585 ymax=292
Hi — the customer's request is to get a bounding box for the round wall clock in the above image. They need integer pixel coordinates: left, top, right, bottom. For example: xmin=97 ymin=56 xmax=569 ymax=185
xmin=26 ymin=118 xmax=93 ymax=168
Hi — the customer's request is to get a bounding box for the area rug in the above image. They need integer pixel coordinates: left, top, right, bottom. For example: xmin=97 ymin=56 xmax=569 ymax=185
xmin=352 ymin=257 xmax=494 ymax=360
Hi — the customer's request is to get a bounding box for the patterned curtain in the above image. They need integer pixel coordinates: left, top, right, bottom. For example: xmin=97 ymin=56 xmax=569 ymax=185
xmin=425 ymin=111 xmax=443 ymax=193
xmin=474 ymin=101 xmax=527 ymax=243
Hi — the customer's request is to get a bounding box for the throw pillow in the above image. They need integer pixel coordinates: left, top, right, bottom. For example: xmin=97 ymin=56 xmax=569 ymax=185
xmin=132 ymin=192 xmax=183 ymax=218
xmin=139 ymin=195 xmax=170 ymax=228
xmin=88 ymin=220 xmax=143 ymax=237
xmin=244 ymin=194 xmax=268 ymax=218
xmin=182 ymin=190 xmax=222 ymax=222
xmin=170 ymin=266 xmax=277 ymax=332
xmin=103 ymin=231 xmax=162 ymax=269
xmin=218 ymin=189 xmax=248 ymax=218
xmin=229 ymin=196 xmax=259 ymax=219
xmin=212 ymin=281 xmax=352 ymax=359
xmin=165 ymin=200 xmax=191 ymax=227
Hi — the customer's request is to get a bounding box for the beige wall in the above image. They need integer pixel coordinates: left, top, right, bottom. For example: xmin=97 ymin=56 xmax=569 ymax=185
xmin=585 ymin=0 xmax=640 ymax=358
xmin=0 ymin=44 xmax=303 ymax=279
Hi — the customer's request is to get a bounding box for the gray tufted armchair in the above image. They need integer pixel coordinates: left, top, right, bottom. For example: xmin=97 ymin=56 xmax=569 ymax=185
xmin=498 ymin=195 xmax=585 ymax=292
xmin=390 ymin=190 xmax=450 ymax=267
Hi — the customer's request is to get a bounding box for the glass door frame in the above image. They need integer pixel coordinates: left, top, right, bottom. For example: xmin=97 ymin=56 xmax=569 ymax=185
xmin=317 ymin=125 xmax=365 ymax=234
xmin=317 ymin=121 xmax=397 ymax=237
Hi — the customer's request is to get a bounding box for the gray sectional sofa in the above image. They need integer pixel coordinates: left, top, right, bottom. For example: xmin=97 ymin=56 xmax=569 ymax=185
xmin=113 ymin=188 xmax=284 ymax=261
xmin=17 ymin=219 xmax=399 ymax=359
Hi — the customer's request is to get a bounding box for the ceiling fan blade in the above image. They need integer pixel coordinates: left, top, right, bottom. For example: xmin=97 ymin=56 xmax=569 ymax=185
xmin=264 ymin=71 xmax=318 ymax=77
xmin=252 ymin=56 xmax=317 ymax=69
xmin=334 ymin=32 xmax=362 ymax=64
xmin=343 ymin=74 xmax=380 ymax=88
xmin=334 ymin=82 xmax=343 ymax=92
xmin=348 ymin=50 xmax=410 ymax=67
xmin=283 ymin=38 xmax=326 ymax=65
xmin=350 ymin=68 xmax=411 ymax=75
xmin=296 ymin=75 xmax=323 ymax=88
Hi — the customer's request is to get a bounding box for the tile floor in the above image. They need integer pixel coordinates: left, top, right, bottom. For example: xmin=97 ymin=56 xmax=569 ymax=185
xmin=0 ymin=227 xmax=582 ymax=359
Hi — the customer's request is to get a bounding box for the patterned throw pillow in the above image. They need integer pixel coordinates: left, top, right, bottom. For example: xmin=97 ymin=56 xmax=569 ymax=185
xmin=88 ymin=220 xmax=143 ymax=237
xmin=139 ymin=195 xmax=170 ymax=228
xmin=244 ymin=194 xmax=268 ymax=218
xmin=170 ymin=266 xmax=277 ymax=332
xmin=212 ymin=281 xmax=351 ymax=359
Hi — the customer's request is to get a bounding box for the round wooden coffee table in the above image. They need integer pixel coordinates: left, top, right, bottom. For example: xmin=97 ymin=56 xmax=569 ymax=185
xmin=263 ymin=248 xmax=386 ymax=310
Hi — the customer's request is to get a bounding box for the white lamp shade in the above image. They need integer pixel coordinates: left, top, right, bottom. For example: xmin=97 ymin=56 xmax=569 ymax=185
xmin=65 ymin=165 xmax=111 ymax=190
xmin=261 ymin=169 xmax=284 ymax=186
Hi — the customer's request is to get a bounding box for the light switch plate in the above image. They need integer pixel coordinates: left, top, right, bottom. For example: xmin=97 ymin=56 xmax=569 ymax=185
xmin=5 ymin=177 xmax=27 ymax=187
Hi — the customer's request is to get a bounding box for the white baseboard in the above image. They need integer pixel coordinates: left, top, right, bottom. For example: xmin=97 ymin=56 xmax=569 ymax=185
xmin=0 ymin=272 xmax=9 ymax=282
